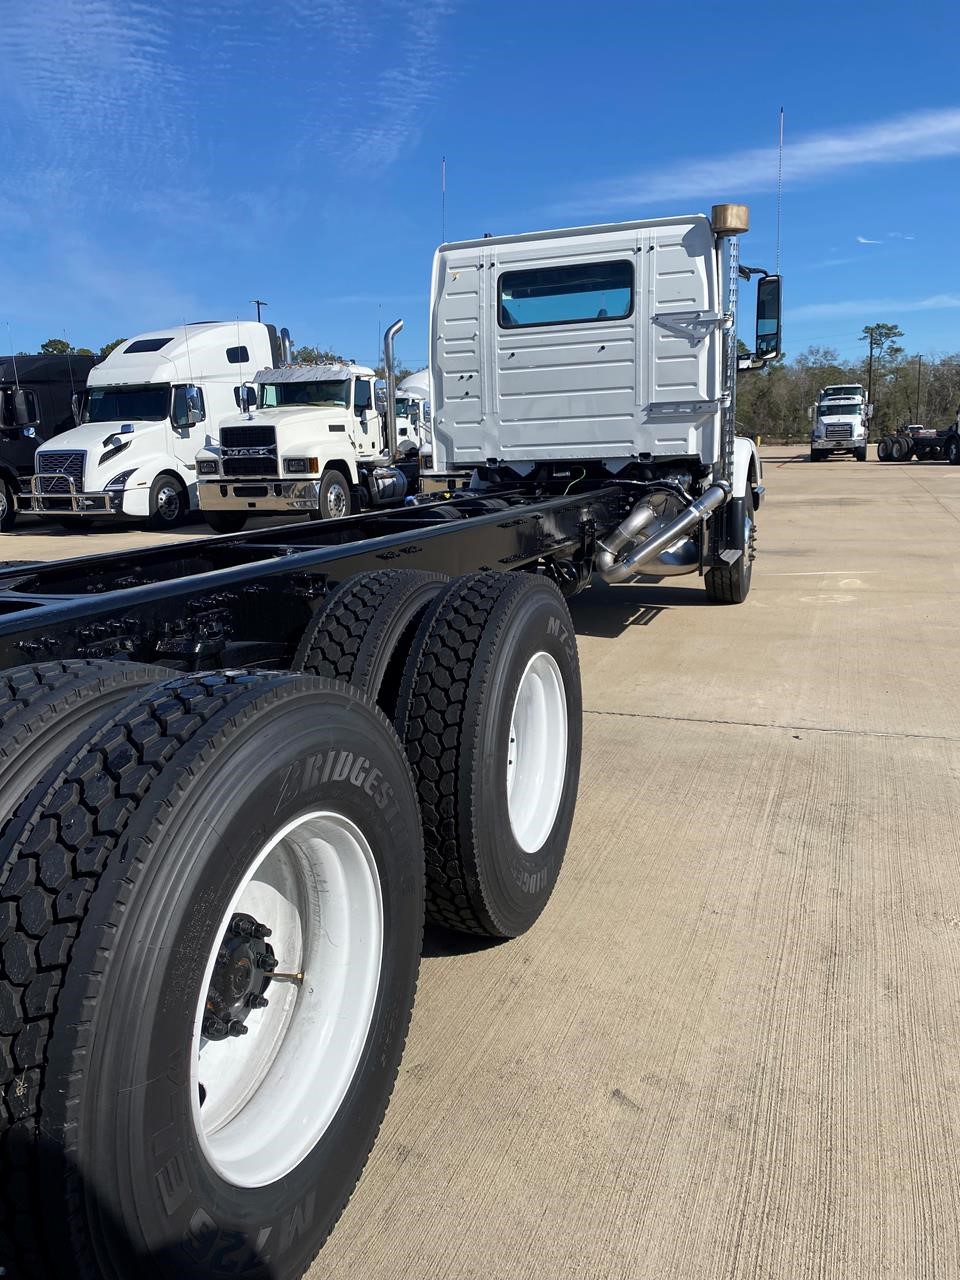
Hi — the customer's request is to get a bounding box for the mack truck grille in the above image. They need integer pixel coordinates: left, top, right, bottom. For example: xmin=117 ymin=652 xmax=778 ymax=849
xmin=37 ymin=450 xmax=85 ymax=493
xmin=220 ymin=425 xmax=278 ymax=478
xmin=825 ymin=425 xmax=852 ymax=439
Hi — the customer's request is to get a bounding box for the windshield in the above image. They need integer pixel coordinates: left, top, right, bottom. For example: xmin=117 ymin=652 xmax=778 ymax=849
xmin=821 ymin=402 xmax=861 ymax=416
xmin=260 ymin=380 xmax=349 ymax=409
xmin=395 ymin=397 xmax=411 ymax=417
xmin=83 ymin=384 xmax=170 ymax=423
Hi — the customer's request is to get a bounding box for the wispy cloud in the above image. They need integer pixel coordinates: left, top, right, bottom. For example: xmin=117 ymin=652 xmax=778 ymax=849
xmin=888 ymin=231 xmax=916 ymax=240
xmin=856 ymin=235 xmax=882 ymax=244
xmin=809 ymin=256 xmax=860 ymax=269
xmin=556 ymin=107 xmax=960 ymax=213
xmin=787 ymin=294 xmax=960 ymax=321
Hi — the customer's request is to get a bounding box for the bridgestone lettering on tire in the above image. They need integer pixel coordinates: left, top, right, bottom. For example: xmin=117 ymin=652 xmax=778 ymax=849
xmin=0 ymin=671 xmax=424 ymax=1280
xmin=294 ymin=569 xmax=448 ymax=714
xmin=395 ymin=571 xmax=583 ymax=938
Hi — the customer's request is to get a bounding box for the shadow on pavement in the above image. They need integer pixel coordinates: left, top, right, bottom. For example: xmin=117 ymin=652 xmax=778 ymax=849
xmin=569 ymin=580 xmax=710 ymax=638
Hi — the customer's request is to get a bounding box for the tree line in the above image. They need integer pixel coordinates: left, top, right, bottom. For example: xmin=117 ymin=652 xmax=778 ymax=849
xmin=737 ymin=324 xmax=960 ymax=444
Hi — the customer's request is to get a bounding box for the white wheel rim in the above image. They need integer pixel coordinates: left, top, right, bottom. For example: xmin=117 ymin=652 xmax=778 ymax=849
xmin=506 ymin=651 xmax=567 ymax=852
xmin=191 ymin=811 xmax=383 ymax=1188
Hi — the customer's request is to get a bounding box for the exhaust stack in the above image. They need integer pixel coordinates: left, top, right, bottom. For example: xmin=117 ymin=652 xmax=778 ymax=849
xmin=383 ymin=318 xmax=403 ymax=458
xmin=597 ymin=483 xmax=730 ymax=584
xmin=280 ymin=327 xmax=293 ymax=365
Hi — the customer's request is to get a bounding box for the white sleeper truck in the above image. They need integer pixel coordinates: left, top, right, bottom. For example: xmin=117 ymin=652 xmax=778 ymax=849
xmin=19 ymin=321 xmax=283 ymax=528
xmin=196 ymin=361 xmax=410 ymax=532
xmin=808 ymin=383 xmax=870 ymax=462
xmin=0 ymin=203 xmax=779 ymax=1280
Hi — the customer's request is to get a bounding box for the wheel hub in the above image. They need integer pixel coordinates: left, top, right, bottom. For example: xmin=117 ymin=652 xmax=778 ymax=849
xmin=203 ymin=912 xmax=277 ymax=1041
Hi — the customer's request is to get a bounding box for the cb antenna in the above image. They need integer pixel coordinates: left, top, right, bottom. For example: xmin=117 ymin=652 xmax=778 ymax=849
xmin=441 ymin=155 xmax=446 ymax=244
xmin=776 ymin=106 xmax=784 ymax=276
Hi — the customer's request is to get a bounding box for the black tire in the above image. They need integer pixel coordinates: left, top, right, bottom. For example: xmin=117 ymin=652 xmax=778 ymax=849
xmin=0 ymin=671 xmax=423 ymax=1280
xmin=948 ymin=436 xmax=960 ymax=466
xmin=203 ymin=510 xmax=247 ymax=534
xmin=395 ymin=571 xmax=582 ymax=938
xmin=313 ymin=469 xmax=353 ymax=521
xmin=891 ymin=436 xmax=909 ymax=462
xmin=704 ymin=484 xmax=756 ymax=605
xmin=855 ymin=446 xmax=867 ymax=462
xmin=147 ymin=473 xmax=188 ymax=529
xmin=0 ymin=659 xmax=167 ymax=829
xmin=0 ymin=478 xmax=15 ymax=532
xmin=294 ymin=569 xmax=447 ymax=716
xmin=877 ymin=436 xmax=892 ymax=461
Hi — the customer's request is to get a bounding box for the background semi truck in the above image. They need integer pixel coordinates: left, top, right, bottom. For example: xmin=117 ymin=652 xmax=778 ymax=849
xmin=876 ymin=410 xmax=960 ymax=463
xmin=395 ymin=368 xmax=432 ymax=462
xmin=18 ymin=321 xmax=283 ymax=528
xmin=0 ymin=352 xmax=96 ymax=530
xmin=0 ymin=202 xmax=780 ymax=1280
xmin=808 ymin=383 xmax=871 ymax=461
xmin=195 ymin=360 xmax=407 ymax=532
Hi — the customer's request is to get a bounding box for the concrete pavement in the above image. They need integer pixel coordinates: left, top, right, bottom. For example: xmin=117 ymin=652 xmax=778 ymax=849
xmin=5 ymin=450 xmax=960 ymax=1279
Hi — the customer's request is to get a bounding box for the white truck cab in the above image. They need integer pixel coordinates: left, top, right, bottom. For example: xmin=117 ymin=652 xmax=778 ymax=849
xmin=395 ymin=369 xmax=432 ymax=465
xmin=809 ymin=383 xmax=871 ymax=462
xmin=19 ymin=322 xmax=281 ymax=527
xmin=196 ymin=362 xmax=388 ymax=532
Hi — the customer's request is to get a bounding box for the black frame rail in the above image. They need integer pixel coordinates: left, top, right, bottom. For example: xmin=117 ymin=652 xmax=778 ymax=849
xmin=0 ymin=487 xmax=625 ymax=671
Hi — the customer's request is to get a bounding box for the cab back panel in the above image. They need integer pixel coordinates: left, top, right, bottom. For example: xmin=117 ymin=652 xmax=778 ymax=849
xmin=430 ymin=216 xmax=721 ymax=469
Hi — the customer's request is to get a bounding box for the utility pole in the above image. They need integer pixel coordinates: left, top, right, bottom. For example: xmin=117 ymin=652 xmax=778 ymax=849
xmin=915 ymin=354 xmax=923 ymax=423
xmin=866 ymin=329 xmax=875 ymax=408
xmin=250 ymin=299 xmax=268 ymax=322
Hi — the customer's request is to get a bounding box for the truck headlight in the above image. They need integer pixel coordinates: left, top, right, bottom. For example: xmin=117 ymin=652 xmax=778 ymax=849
xmin=197 ymin=458 xmax=219 ymax=475
xmin=104 ymin=469 xmax=136 ymax=490
xmin=285 ymin=457 xmax=319 ymax=474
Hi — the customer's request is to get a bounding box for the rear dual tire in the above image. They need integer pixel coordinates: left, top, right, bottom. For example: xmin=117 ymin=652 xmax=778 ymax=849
xmin=0 ymin=671 xmax=424 ymax=1280
xmin=0 ymin=569 xmax=584 ymax=1278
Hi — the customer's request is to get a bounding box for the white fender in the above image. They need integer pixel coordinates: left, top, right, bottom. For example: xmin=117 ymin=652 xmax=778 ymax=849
xmin=732 ymin=436 xmax=762 ymax=501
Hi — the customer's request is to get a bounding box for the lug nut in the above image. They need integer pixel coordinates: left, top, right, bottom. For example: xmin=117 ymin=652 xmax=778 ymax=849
xmin=227 ymin=1020 xmax=249 ymax=1037
xmin=202 ymin=1015 xmax=226 ymax=1039
xmin=230 ymin=914 xmax=272 ymax=940
xmin=257 ymin=953 xmax=278 ymax=972
xmin=245 ymin=993 xmax=269 ymax=1009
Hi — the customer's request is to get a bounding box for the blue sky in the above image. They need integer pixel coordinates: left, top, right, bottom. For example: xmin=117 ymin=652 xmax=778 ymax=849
xmin=1 ymin=0 xmax=958 ymax=370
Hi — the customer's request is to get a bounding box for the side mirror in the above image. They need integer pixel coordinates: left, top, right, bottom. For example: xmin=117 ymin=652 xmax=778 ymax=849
xmin=755 ymin=274 xmax=782 ymax=361
xmin=71 ymin=392 xmax=80 ymax=425
xmin=13 ymin=389 xmax=34 ymax=427
xmin=807 ymin=406 xmax=814 ymax=422
xmin=238 ymin=384 xmax=257 ymax=412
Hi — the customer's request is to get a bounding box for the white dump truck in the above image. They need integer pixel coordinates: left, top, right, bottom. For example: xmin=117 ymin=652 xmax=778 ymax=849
xmin=18 ymin=321 xmax=283 ymax=527
xmin=195 ymin=360 xmax=416 ymax=532
xmin=0 ymin=202 xmax=779 ymax=1280
xmin=808 ymin=383 xmax=871 ymax=461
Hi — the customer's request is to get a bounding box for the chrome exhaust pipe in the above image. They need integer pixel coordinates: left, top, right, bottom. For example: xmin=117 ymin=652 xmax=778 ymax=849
xmin=280 ymin=327 xmax=293 ymax=365
xmin=383 ymin=318 xmax=403 ymax=458
xmin=597 ymin=483 xmax=730 ymax=584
